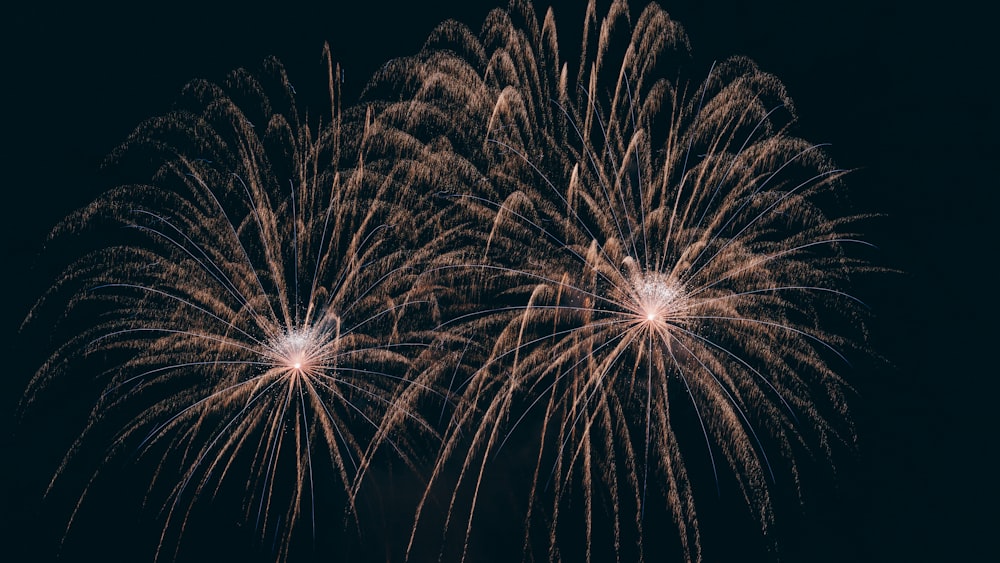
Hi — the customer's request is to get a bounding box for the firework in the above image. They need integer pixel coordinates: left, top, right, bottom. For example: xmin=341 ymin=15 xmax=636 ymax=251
xmin=367 ymin=1 xmax=875 ymax=561
xmin=22 ymin=48 xmax=442 ymax=561
xmin=22 ymin=2 xmax=879 ymax=561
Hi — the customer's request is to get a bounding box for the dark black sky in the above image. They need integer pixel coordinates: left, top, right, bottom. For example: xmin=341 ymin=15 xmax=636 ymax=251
xmin=3 ymin=1 xmax=991 ymax=562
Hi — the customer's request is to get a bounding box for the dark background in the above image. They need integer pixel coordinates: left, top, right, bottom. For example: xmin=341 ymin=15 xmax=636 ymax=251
xmin=2 ymin=1 xmax=990 ymax=561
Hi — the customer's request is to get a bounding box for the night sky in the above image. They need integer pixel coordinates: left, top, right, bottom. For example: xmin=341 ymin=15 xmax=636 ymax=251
xmin=3 ymin=1 xmax=990 ymax=562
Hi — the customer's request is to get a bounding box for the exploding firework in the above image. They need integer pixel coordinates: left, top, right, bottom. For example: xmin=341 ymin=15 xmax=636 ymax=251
xmin=21 ymin=1 xmax=879 ymax=561
xmin=22 ymin=49 xmax=442 ymax=561
xmin=367 ymin=1 xmax=876 ymax=561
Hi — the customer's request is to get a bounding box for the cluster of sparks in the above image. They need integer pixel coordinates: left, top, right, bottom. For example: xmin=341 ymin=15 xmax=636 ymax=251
xmin=22 ymin=1 xmax=876 ymax=562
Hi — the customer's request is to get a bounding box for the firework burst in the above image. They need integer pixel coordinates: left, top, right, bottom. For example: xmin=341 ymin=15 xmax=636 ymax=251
xmin=22 ymin=48 xmax=442 ymax=561
xmin=20 ymin=2 xmax=881 ymax=561
xmin=367 ymin=1 xmax=876 ymax=561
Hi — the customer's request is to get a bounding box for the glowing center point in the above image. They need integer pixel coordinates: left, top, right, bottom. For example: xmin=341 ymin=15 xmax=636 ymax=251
xmin=631 ymin=273 xmax=684 ymax=326
xmin=267 ymin=327 xmax=327 ymax=375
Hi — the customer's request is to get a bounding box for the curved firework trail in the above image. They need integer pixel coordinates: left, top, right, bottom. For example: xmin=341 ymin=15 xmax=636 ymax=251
xmin=22 ymin=48 xmax=443 ymax=561
xmin=367 ymin=1 xmax=877 ymax=561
